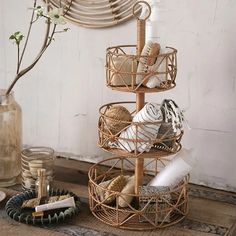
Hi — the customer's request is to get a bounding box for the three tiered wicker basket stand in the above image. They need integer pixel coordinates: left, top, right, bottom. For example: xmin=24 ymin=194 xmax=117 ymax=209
xmin=88 ymin=1 xmax=189 ymax=230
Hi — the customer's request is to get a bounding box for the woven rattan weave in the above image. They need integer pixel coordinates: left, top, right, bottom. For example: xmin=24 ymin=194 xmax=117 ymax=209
xmin=88 ymin=157 xmax=189 ymax=230
xmin=49 ymin=0 xmax=140 ymax=28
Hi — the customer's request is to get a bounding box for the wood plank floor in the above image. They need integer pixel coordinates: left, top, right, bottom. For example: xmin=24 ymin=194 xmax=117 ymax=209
xmin=0 ymin=158 xmax=235 ymax=236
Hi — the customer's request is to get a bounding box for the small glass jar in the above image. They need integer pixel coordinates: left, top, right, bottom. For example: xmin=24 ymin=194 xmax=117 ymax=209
xmin=21 ymin=147 xmax=54 ymax=190
xmin=0 ymin=89 xmax=22 ymax=187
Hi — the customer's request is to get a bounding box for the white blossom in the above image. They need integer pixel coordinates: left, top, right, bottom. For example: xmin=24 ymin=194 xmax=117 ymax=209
xmin=48 ymin=8 xmax=66 ymax=25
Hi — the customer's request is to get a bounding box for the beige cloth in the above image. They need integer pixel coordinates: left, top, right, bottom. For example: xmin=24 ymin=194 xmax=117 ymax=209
xmin=109 ymin=56 xmax=137 ymax=86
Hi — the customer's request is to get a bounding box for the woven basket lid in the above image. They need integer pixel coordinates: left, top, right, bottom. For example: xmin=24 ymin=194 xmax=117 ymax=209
xmin=49 ymin=0 xmax=141 ymax=28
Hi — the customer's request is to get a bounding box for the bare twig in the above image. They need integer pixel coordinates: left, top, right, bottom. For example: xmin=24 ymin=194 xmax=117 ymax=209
xmin=18 ymin=0 xmax=37 ymax=68
xmin=47 ymin=24 xmax=57 ymax=46
xmin=16 ymin=44 xmax=20 ymax=73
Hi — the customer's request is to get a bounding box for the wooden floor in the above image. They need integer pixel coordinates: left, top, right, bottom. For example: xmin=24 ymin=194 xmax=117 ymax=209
xmin=0 ymin=157 xmax=236 ymax=236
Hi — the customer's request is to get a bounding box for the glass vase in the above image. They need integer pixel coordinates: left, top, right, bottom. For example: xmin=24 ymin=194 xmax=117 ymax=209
xmin=0 ymin=89 xmax=22 ymax=187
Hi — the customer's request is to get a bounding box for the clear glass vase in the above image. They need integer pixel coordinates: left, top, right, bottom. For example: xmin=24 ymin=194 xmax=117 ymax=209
xmin=0 ymin=89 xmax=22 ymax=187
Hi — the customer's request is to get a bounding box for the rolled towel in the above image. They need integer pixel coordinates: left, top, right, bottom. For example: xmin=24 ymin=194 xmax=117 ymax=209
xmin=149 ymin=148 xmax=195 ymax=189
xmin=156 ymin=122 xmax=176 ymax=148
xmin=136 ymin=41 xmax=160 ymax=86
xmin=160 ymin=99 xmax=184 ymax=132
xmin=136 ymin=43 xmax=174 ymax=89
xmin=117 ymin=103 xmax=163 ymax=153
xmin=146 ymin=48 xmax=173 ymax=88
xmin=154 ymin=99 xmax=184 ymax=149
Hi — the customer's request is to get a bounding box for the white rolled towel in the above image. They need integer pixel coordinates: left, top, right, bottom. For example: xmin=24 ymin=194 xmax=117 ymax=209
xmin=149 ymin=148 xmax=195 ymax=189
xmin=146 ymin=48 xmax=173 ymax=88
xmin=136 ymin=47 xmax=173 ymax=89
xmin=117 ymin=103 xmax=163 ymax=153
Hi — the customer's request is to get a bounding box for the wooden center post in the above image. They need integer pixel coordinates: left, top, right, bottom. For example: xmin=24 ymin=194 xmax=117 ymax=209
xmin=135 ymin=18 xmax=146 ymax=194
xmin=132 ymin=0 xmax=151 ymax=195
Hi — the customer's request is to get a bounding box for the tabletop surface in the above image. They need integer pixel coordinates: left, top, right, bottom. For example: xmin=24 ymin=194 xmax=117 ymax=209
xmin=0 ymin=158 xmax=236 ymax=236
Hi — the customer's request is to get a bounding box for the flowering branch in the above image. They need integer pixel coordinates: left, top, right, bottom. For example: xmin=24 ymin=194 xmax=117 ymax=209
xmin=6 ymin=0 xmax=71 ymax=95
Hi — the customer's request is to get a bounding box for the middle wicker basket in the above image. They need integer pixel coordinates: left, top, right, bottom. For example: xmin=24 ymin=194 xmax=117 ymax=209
xmin=98 ymin=102 xmax=183 ymax=158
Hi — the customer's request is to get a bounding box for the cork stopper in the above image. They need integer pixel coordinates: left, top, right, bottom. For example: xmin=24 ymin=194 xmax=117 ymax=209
xmin=37 ymin=168 xmax=47 ymax=198
xmin=37 ymin=168 xmax=46 ymax=177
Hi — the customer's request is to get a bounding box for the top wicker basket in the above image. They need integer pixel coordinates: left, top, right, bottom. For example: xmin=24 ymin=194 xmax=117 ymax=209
xmin=106 ymin=45 xmax=177 ymax=93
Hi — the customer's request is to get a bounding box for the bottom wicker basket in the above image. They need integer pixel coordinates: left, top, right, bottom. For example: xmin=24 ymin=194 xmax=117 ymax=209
xmin=88 ymin=156 xmax=189 ymax=230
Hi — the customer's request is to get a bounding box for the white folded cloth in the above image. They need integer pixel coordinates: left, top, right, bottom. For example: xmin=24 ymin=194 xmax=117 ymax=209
xmin=136 ymin=47 xmax=172 ymax=88
xmin=117 ymin=103 xmax=163 ymax=153
xmin=146 ymin=48 xmax=173 ymax=88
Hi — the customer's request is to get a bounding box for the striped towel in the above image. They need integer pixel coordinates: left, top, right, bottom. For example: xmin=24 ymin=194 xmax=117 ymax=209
xmin=160 ymin=99 xmax=184 ymax=132
xmin=117 ymin=103 xmax=163 ymax=153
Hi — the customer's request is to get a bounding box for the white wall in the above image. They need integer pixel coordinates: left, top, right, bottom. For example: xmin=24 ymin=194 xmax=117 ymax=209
xmin=0 ymin=0 xmax=236 ymax=191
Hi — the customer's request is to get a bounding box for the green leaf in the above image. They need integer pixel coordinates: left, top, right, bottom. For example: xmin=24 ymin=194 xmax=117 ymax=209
xmin=63 ymin=28 xmax=70 ymax=32
xmin=9 ymin=35 xmax=15 ymax=40
xmin=15 ymin=34 xmax=24 ymax=45
xmin=14 ymin=31 xmax=20 ymax=36
xmin=18 ymin=35 xmax=24 ymax=41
